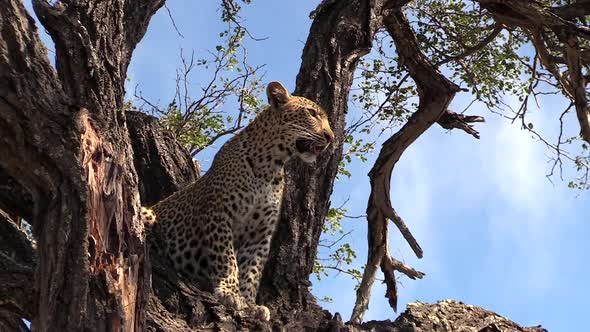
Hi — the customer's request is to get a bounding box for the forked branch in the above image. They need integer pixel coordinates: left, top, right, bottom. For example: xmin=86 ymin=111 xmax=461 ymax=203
xmin=351 ymin=9 xmax=480 ymax=323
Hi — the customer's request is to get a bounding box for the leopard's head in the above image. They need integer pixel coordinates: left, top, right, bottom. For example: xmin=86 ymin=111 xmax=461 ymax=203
xmin=267 ymin=81 xmax=334 ymax=163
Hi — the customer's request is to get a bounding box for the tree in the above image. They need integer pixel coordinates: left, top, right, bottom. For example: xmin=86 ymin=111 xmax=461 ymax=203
xmin=0 ymin=0 xmax=587 ymax=331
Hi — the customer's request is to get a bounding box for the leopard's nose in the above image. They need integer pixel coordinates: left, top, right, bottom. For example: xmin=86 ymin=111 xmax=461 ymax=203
xmin=323 ymin=130 xmax=334 ymax=143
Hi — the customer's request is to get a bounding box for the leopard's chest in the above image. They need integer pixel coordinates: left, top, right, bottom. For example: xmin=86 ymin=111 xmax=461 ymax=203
xmin=231 ymin=177 xmax=283 ymax=231
xmin=255 ymin=178 xmax=283 ymax=204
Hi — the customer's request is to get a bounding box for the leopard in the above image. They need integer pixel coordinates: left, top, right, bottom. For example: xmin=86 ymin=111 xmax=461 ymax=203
xmin=142 ymin=81 xmax=334 ymax=321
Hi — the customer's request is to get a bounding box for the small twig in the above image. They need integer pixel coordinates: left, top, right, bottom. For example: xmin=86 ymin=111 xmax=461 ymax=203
xmin=163 ymin=4 xmax=184 ymax=38
xmin=220 ymin=0 xmax=268 ymax=41
xmin=381 ymin=253 xmax=425 ymax=311
xmin=318 ymin=230 xmax=354 ymax=249
xmin=319 ymin=265 xmax=363 ymax=281
xmin=343 ymin=214 xmax=367 ymax=219
xmin=435 ymin=24 xmax=503 ymax=67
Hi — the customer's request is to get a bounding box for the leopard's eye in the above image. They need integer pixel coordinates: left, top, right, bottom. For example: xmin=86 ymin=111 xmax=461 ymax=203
xmin=307 ymin=108 xmax=318 ymax=117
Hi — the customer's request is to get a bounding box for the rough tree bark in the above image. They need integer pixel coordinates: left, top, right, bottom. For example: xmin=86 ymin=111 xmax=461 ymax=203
xmin=125 ymin=111 xmax=200 ymax=206
xmin=0 ymin=0 xmax=163 ymax=330
xmin=0 ymin=212 xmax=35 ymax=332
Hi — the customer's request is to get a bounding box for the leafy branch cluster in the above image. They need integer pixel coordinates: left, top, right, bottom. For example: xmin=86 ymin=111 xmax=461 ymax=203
xmin=314 ymin=205 xmax=363 ymax=286
xmin=135 ymin=0 xmax=265 ymax=158
xmin=413 ymin=0 xmax=531 ymax=107
xmin=340 ymin=0 xmax=530 ymax=179
xmin=484 ymin=0 xmax=590 ymax=190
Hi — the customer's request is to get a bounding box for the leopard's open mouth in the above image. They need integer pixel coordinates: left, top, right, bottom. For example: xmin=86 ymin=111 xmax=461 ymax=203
xmin=296 ymin=138 xmax=326 ymax=156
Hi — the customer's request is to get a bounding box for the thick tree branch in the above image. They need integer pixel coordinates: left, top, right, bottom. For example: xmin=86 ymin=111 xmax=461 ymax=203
xmin=563 ymin=33 xmax=590 ymax=146
xmin=0 ymin=312 xmax=30 ymax=332
xmin=32 ymin=0 xmax=165 ymax=112
xmin=0 ymin=0 xmax=77 ymax=221
xmin=2 ymin=0 xmax=167 ymax=330
xmin=479 ymin=0 xmax=590 ymax=37
xmin=435 ymin=24 xmax=503 ymax=67
xmin=530 ymin=31 xmax=574 ymax=98
xmin=126 ymin=111 xmax=200 ymax=206
xmin=0 ymin=169 xmax=34 ymax=222
xmin=0 ymin=3 xmax=91 ymax=331
xmin=351 ymin=9 xmax=463 ymax=323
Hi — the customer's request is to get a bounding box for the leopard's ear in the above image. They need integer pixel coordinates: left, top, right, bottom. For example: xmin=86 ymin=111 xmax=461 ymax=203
xmin=266 ymin=81 xmax=290 ymax=109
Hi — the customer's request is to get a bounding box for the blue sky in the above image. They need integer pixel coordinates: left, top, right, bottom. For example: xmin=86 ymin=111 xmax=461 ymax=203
xmin=27 ymin=1 xmax=589 ymax=330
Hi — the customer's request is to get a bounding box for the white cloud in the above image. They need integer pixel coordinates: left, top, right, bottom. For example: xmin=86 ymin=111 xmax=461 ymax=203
xmin=481 ymin=118 xmax=564 ymax=292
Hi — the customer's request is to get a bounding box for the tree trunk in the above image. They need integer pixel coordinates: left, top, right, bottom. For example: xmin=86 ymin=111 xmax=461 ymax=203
xmin=0 ymin=0 xmax=163 ymax=330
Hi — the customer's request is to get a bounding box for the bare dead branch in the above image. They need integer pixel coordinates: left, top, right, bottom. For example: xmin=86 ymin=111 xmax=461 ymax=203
xmin=383 ymin=254 xmax=425 ymax=280
xmin=351 ymin=8 xmax=464 ymax=323
xmin=383 ymin=206 xmax=423 ymax=258
xmin=381 ymin=253 xmax=426 ymax=311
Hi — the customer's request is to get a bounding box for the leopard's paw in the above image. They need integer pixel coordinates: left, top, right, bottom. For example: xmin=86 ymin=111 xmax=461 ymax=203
xmin=251 ymin=304 xmax=271 ymax=321
xmin=214 ymin=287 xmax=245 ymax=310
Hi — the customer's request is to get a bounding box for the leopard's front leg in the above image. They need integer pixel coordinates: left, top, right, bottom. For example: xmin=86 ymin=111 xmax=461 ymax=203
xmin=235 ymin=208 xmax=277 ymax=321
xmin=206 ymin=212 xmax=244 ymax=310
